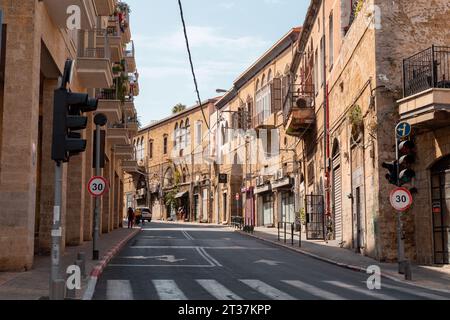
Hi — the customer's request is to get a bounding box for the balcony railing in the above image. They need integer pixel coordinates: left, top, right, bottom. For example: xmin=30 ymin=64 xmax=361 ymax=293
xmin=96 ymin=88 xmax=119 ymax=100
xmin=403 ymin=46 xmax=450 ymax=98
xmin=283 ymin=83 xmax=315 ymax=124
xmin=82 ymin=47 xmax=111 ymax=60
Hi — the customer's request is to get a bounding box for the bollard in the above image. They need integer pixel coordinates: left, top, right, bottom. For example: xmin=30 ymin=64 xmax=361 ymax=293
xmin=299 ymin=224 xmax=302 ymax=248
xmin=51 ymin=279 xmax=65 ymax=301
xmin=404 ymin=261 xmax=413 ymax=281
xmin=284 ymin=223 xmax=287 ymax=244
xmin=77 ymin=252 xmax=86 ymax=278
xmin=277 ymin=223 xmax=280 ymax=241
xmin=291 ymin=224 xmax=294 ymax=246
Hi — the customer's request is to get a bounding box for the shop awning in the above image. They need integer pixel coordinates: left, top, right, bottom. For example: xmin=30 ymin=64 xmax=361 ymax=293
xmin=175 ymin=191 xmax=189 ymax=199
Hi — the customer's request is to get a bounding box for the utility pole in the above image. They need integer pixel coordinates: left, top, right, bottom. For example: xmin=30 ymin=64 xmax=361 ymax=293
xmin=93 ymin=114 xmax=108 ymax=260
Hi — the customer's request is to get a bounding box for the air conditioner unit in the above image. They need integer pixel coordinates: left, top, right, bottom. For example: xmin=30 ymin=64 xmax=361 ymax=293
xmin=277 ymin=169 xmax=284 ymax=180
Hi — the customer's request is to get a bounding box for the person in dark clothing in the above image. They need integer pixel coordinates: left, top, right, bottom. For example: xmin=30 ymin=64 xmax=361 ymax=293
xmin=127 ymin=207 xmax=135 ymax=229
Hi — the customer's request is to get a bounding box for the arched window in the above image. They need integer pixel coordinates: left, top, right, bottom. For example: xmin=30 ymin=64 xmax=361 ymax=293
xmin=180 ymin=120 xmax=184 ymax=147
xmin=256 ymin=79 xmax=260 ymax=91
xmin=261 ymin=74 xmax=266 ymax=86
xmin=134 ymin=139 xmax=138 ymax=160
xmin=185 ymin=119 xmax=190 ymax=147
xmin=174 ymin=123 xmax=178 ymax=148
xmin=267 ymin=69 xmax=273 ymax=82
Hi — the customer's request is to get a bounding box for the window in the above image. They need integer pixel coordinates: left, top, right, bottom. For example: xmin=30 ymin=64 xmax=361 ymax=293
xmin=329 ymin=12 xmax=334 ymax=68
xmin=196 ymin=121 xmax=202 ymax=146
xmin=136 ymin=138 xmax=144 ymax=161
xmin=267 ymin=69 xmax=273 ymax=82
xmin=314 ymin=49 xmax=319 ymax=95
xmin=320 ymin=36 xmax=325 ymax=87
xmin=261 ymin=74 xmax=266 ymax=86
xmin=256 ymin=82 xmax=271 ymax=123
xmin=149 ymin=140 xmax=153 ymax=159
xmin=256 ymin=79 xmax=260 ymax=91
xmin=185 ymin=119 xmax=190 ymax=147
xmin=180 ymin=120 xmax=184 ymax=147
xmin=174 ymin=123 xmax=178 ymax=148
xmin=163 ymin=135 xmax=168 ymax=154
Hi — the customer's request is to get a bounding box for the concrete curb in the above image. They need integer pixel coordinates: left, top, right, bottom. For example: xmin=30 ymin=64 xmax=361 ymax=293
xmin=236 ymin=230 xmax=450 ymax=295
xmin=82 ymin=228 xmax=141 ymax=300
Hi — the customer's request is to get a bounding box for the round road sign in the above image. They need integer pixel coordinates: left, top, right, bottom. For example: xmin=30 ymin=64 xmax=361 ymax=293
xmin=390 ymin=187 xmax=413 ymax=212
xmin=396 ymin=122 xmax=412 ymax=139
xmin=88 ymin=176 xmax=109 ymax=197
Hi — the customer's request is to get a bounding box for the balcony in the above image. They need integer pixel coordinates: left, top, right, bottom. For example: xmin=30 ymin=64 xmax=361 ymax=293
xmin=124 ymin=117 xmax=140 ymax=135
xmin=114 ymin=145 xmax=134 ymax=160
xmin=399 ymin=46 xmax=450 ymax=128
xmin=124 ymin=41 xmax=136 ymax=72
xmin=107 ymin=125 xmax=130 ymax=146
xmin=97 ymin=28 xmax=124 ymax=63
xmin=123 ymin=99 xmax=137 ymax=119
xmin=284 ymin=84 xmax=315 ymax=137
xmin=76 ymin=48 xmax=113 ymax=89
xmin=43 ymin=0 xmax=97 ymax=30
xmin=95 ymin=88 xmax=121 ymax=124
xmin=253 ymin=110 xmax=276 ymax=130
xmin=93 ymin=0 xmax=116 ymax=16
xmin=122 ymin=160 xmax=138 ymax=174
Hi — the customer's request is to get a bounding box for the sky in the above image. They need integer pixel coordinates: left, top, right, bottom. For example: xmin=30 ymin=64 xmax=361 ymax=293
xmin=126 ymin=0 xmax=309 ymax=126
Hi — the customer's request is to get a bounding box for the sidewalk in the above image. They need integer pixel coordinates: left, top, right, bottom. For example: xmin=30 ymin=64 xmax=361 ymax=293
xmin=0 ymin=226 xmax=140 ymax=300
xmin=235 ymin=226 xmax=450 ymax=294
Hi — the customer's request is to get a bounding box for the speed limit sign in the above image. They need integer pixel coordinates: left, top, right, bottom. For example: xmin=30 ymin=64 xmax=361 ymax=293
xmin=390 ymin=187 xmax=413 ymax=212
xmin=88 ymin=176 xmax=109 ymax=197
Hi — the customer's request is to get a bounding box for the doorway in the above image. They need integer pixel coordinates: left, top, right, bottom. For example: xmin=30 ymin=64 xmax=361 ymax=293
xmin=431 ymin=155 xmax=450 ymax=264
xmin=332 ymin=141 xmax=343 ymax=243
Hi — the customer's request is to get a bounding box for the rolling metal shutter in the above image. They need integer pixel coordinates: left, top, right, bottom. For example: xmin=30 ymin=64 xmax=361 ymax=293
xmin=333 ymin=156 xmax=343 ymax=242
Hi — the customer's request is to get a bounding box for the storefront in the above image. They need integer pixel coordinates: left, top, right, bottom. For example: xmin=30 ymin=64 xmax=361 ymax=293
xmin=255 ymin=183 xmax=274 ymax=227
xmin=272 ymin=177 xmax=295 ymax=224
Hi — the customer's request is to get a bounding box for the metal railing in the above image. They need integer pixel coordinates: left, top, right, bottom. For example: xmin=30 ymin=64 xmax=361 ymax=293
xmin=96 ymin=88 xmax=118 ymax=100
xmin=283 ymin=83 xmax=315 ymax=124
xmin=403 ymin=45 xmax=450 ymax=97
xmin=231 ymin=216 xmax=244 ymax=230
xmin=82 ymin=47 xmax=111 ymax=60
xmin=278 ymin=222 xmax=302 ymax=247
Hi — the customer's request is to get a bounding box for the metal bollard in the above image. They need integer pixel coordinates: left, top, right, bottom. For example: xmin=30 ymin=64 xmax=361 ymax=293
xmin=404 ymin=261 xmax=413 ymax=281
xmin=277 ymin=223 xmax=280 ymax=241
xmin=51 ymin=279 xmax=65 ymax=301
xmin=77 ymin=252 xmax=86 ymax=278
xmin=291 ymin=224 xmax=294 ymax=246
xmin=284 ymin=223 xmax=287 ymax=243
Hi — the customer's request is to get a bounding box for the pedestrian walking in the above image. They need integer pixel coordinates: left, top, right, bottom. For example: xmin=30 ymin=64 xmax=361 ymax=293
xmin=127 ymin=207 xmax=135 ymax=229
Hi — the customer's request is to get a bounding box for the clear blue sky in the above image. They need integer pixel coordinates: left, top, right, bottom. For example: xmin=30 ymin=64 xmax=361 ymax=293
xmin=126 ymin=0 xmax=308 ymax=126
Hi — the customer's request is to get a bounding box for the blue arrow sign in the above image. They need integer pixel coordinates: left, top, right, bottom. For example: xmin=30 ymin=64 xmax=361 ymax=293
xmin=396 ymin=122 xmax=411 ymax=139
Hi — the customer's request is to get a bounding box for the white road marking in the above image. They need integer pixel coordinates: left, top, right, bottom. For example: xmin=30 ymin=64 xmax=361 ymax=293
xmin=108 ymin=264 xmax=216 ymax=268
xmin=143 ymin=228 xmax=229 ymax=232
xmin=196 ymin=280 xmax=243 ymax=300
xmin=240 ymin=280 xmax=296 ymax=300
xmin=282 ymin=280 xmax=346 ymax=300
xmin=254 ymin=260 xmax=284 ymax=266
xmin=153 ymin=280 xmax=188 ymax=300
xmin=326 ymin=281 xmax=398 ymax=300
xmin=380 ymin=283 xmax=449 ymax=300
xmin=182 ymin=231 xmax=195 ymax=240
xmin=118 ymin=255 xmax=186 ymax=263
xmin=106 ymin=280 xmax=133 ymax=300
xmin=130 ymin=246 xmax=275 ymax=250
xmin=196 ymin=247 xmax=223 ymax=267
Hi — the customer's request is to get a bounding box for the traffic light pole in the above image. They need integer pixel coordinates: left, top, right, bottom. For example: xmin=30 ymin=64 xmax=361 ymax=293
xmin=50 ymin=161 xmax=64 ymax=300
xmin=93 ymin=124 xmax=101 ymax=261
xmin=395 ymin=134 xmax=412 ymax=280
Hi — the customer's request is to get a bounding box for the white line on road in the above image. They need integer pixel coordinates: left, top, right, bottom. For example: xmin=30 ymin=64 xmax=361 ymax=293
xmin=196 ymin=280 xmax=243 ymax=300
xmin=106 ymin=280 xmax=134 ymax=300
xmin=153 ymin=280 xmax=188 ymax=300
xmin=282 ymin=280 xmax=346 ymax=300
xmin=108 ymin=264 xmax=216 ymax=268
xmin=196 ymin=247 xmax=223 ymax=267
xmin=325 ymin=281 xmax=398 ymax=300
xmin=240 ymin=280 xmax=296 ymax=300
xmin=130 ymin=246 xmax=275 ymax=250
xmin=379 ymin=283 xmax=449 ymax=300
xmin=182 ymin=230 xmax=195 ymax=240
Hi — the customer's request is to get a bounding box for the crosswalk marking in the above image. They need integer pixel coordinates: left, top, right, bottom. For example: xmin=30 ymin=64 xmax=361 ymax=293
xmin=196 ymin=280 xmax=243 ymax=300
xmin=282 ymin=280 xmax=346 ymax=300
xmin=326 ymin=281 xmax=397 ymax=300
xmin=106 ymin=280 xmax=133 ymax=300
xmin=240 ymin=280 xmax=295 ymax=300
xmin=380 ymin=283 xmax=449 ymax=300
xmin=153 ymin=280 xmax=188 ymax=300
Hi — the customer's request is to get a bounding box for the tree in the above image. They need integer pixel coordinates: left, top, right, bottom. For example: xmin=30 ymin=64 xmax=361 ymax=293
xmin=172 ymin=103 xmax=186 ymax=114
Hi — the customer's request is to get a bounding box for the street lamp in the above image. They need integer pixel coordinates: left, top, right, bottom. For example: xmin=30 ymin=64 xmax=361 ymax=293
xmin=216 ymin=89 xmax=228 ymax=94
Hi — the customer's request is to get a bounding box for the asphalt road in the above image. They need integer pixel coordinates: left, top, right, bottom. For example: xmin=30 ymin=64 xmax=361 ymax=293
xmin=93 ymin=222 xmax=450 ymax=300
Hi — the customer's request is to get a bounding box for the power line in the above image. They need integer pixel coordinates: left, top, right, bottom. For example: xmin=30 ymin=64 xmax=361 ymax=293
xmin=177 ymin=0 xmax=210 ymax=130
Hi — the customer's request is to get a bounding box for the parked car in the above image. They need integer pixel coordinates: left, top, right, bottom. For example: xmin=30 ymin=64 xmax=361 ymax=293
xmin=135 ymin=207 xmax=152 ymax=223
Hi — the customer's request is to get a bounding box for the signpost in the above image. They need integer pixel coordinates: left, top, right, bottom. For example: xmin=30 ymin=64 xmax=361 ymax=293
xmin=390 ymin=187 xmax=413 ymax=212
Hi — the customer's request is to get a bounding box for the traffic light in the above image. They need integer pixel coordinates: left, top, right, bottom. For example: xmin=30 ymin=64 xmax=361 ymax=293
xmin=382 ymin=160 xmax=398 ymax=186
xmin=52 ymin=88 xmax=98 ymax=162
xmin=398 ymin=139 xmax=416 ymax=186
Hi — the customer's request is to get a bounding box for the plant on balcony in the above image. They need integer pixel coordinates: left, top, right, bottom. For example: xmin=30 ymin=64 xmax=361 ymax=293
xmin=115 ymin=2 xmax=130 ymax=33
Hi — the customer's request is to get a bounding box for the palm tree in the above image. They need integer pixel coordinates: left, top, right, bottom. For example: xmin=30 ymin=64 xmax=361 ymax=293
xmin=172 ymin=103 xmax=186 ymax=114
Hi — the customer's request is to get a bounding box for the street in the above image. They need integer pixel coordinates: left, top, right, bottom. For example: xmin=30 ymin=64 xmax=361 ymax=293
xmin=93 ymin=222 xmax=450 ymax=300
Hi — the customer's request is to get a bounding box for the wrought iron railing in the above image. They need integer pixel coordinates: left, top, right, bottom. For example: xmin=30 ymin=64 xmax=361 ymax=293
xmin=82 ymin=47 xmax=111 ymax=60
xmin=96 ymin=88 xmax=118 ymax=100
xmin=403 ymin=45 xmax=450 ymax=97
xmin=283 ymin=83 xmax=315 ymax=124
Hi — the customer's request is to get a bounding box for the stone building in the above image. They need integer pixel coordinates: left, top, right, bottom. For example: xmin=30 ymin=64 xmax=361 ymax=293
xmin=284 ymin=0 xmax=450 ymax=264
xmin=124 ymin=100 xmax=216 ymax=223
xmin=212 ymin=28 xmax=301 ymax=227
xmin=0 ymin=0 xmax=139 ymax=271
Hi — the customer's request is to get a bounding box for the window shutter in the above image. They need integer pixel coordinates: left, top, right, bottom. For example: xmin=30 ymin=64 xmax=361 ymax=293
xmin=271 ymin=77 xmax=282 ymax=113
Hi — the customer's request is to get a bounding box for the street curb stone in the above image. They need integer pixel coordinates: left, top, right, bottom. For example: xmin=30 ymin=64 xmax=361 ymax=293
xmin=235 ymin=230 xmax=450 ymax=295
xmin=82 ymin=228 xmax=141 ymax=300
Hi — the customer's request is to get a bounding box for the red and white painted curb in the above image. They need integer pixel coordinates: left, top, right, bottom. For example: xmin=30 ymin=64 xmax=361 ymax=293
xmin=82 ymin=229 xmax=141 ymax=300
xmin=236 ymin=230 xmax=450 ymax=295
